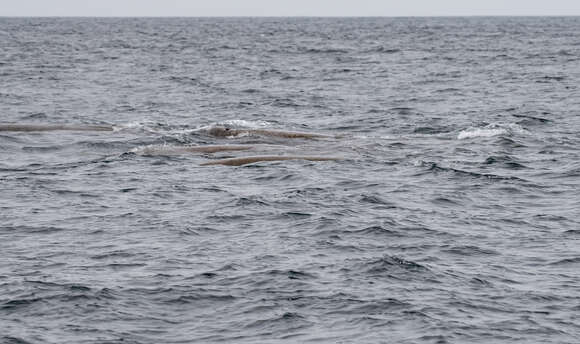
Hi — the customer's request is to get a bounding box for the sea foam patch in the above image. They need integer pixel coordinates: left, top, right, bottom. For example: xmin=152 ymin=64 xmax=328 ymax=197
xmin=458 ymin=123 xmax=527 ymax=140
xmin=112 ymin=121 xmax=168 ymax=133
xmin=219 ymin=119 xmax=272 ymax=129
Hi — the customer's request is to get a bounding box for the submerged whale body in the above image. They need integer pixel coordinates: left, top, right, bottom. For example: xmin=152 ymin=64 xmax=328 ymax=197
xmin=207 ymin=126 xmax=331 ymax=139
xmin=0 ymin=124 xmax=114 ymax=132
xmin=200 ymin=155 xmax=341 ymax=166
xmin=134 ymin=144 xmax=257 ymax=155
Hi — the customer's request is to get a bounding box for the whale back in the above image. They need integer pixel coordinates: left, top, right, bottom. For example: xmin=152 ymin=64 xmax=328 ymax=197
xmin=207 ymin=126 xmax=242 ymax=137
xmin=207 ymin=126 xmax=330 ymax=139
xmin=201 ymin=155 xmax=341 ymax=166
xmin=0 ymin=124 xmax=113 ymax=132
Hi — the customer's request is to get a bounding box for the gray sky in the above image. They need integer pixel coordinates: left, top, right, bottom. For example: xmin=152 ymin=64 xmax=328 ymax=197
xmin=1 ymin=0 xmax=580 ymax=17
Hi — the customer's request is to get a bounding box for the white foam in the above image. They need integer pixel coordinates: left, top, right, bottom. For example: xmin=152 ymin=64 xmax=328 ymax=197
xmin=113 ymin=121 xmax=161 ymax=132
xmin=218 ymin=119 xmax=272 ymax=129
xmin=457 ymin=123 xmax=527 ymax=140
xmin=131 ymin=143 xmax=194 ymax=156
xmin=130 ymin=144 xmax=168 ymax=155
xmin=457 ymin=127 xmax=508 ymax=140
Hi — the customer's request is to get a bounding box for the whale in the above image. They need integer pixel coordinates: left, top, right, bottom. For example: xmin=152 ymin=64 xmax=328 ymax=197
xmin=200 ymin=155 xmax=341 ymax=166
xmin=207 ymin=126 xmax=332 ymax=139
xmin=0 ymin=124 xmax=114 ymax=132
xmin=133 ymin=144 xmax=258 ymax=155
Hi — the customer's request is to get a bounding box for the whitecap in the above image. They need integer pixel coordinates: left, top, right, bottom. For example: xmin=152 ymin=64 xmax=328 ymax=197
xmin=457 ymin=123 xmax=527 ymax=140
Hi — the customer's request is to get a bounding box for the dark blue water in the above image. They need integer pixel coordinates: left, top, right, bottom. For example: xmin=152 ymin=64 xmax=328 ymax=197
xmin=1 ymin=17 xmax=580 ymax=343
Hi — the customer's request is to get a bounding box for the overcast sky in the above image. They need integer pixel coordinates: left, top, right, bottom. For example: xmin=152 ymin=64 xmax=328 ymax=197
xmin=1 ymin=0 xmax=579 ymax=17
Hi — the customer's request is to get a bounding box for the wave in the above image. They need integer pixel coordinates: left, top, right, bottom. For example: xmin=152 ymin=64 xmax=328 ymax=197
xmin=457 ymin=123 xmax=528 ymax=140
xmin=513 ymin=113 xmax=552 ymax=125
xmin=482 ymin=155 xmax=529 ymax=170
xmin=367 ymin=47 xmax=401 ymax=54
xmin=549 ymin=257 xmax=580 ymax=266
xmin=299 ymin=47 xmax=350 ymax=54
xmin=349 ymin=225 xmax=403 ymax=237
xmin=416 ymin=160 xmax=530 ymax=182
xmin=1 ymin=336 xmax=33 ymax=344
xmin=351 ymin=255 xmax=430 ymax=277
xmin=2 ymin=225 xmax=66 ymax=234
xmin=441 ymin=245 xmax=500 ymax=256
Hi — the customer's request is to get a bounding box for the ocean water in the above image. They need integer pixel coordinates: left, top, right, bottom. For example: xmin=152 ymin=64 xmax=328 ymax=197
xmin=1 ymin=17 xmax=580 ymax=343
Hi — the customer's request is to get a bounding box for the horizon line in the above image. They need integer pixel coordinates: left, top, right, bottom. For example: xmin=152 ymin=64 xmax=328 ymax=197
xmin=1 ymin=15 xmax=580 ymax=18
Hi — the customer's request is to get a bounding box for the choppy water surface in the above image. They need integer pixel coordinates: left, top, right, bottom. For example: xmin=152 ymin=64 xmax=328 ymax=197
xmin=1 ymin=17 xmax=580 ymax=343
